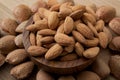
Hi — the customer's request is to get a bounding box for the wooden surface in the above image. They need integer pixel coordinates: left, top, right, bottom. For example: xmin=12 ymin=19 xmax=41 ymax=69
xmin=0 ymin=0 xmax=120 ymax=80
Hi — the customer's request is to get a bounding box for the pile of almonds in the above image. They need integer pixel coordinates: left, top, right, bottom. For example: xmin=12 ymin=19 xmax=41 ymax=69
xmin=0 ymin=0 xmax=120 ymax=80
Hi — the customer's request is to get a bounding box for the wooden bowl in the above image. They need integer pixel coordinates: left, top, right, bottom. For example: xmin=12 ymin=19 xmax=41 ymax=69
xmin=23 ymin=17 xmax=96 ymax=75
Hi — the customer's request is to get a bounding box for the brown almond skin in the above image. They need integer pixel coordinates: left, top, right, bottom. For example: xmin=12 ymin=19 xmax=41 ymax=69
xmin=109 ymin=55 xmax=120 ymax=80
xmin=96 ymin=6 xmax=116 ymax=23
xmin=13 ymin=4 xmax=32 ymax=23
xmin=27 ymin=46 xmax=48 ymax=57
xmin=76 ymin=23 xmax=94 ymax=39
xmin=5 ymin=49 xmax=28 ymax=65
xmin=1 ymin=18 xmax=18 ymax=35
xmin=45 ymin=44 xmax=63 ymax=60
xmin=36 ymin=70 xmax=54 ymax=80
xmin=14 ymin=34 xmax=24 ymax=48
xmin=38 ymin=29 xmax=56 ymax=36
xmin=10 ymin=61 xmax=34 ymax=79
xmin=77 ymin=71 xmax=100 ymax=80
xmin=0 ymin=35 xmax=17 ymax=55
xmin=0 ymin=53 xmax=5 ymax=67
xmin=29 ymin=32 xmax=36 ymax=46
xmin=31 ymin=0 xmax=47 ymax=13
xmin=92 ymin=58 xmax=110 ymax=79
xmin=109 ymin=17 xmax=120 ymax=35
xmin=40 ymin=36 xmax=54 ymax=44
xmin=58 ymin=76 xmax=75 ymax=80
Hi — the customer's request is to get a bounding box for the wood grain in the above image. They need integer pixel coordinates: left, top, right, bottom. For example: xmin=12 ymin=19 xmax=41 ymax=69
xmin=0 ymin=0 xmax=120 ymax=80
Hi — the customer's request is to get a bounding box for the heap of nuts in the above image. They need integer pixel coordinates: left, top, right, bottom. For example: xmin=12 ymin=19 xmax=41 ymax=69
xmin=0 ymin=0 xmax=120 ymax=80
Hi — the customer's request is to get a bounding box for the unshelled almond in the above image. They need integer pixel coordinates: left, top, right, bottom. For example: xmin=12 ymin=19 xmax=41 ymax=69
xmin=71 ymin=5 xmax=85 ymax=12
xmin=43 ymin=43 xmax=56 ymax=49
xmin=57 ymin=23 xmax=64 ymax=33
xmin=58 ymin=76 xmax=75 ymax=80
xmin=10 ymin=61 xmax=34 ymax=79
xmin=38 ymin=29 xmax=56 ymax=36
xmin=48 ymin=12 xmax=59 ymax=29
xmin=36 ymin=34 xmax=42 ymax=46
xmin=27 ymin=46 xmax=48 ymax=56
xmin=109 ymin=17 xmax=120 ymax=35
xmin=75 ymin=42 xmax=84 ymax=57
xmin=76 ymin=23 xmax=94 ymax=39
xmin=36 ymin=70 xmax=54 ymax=80
xmin=50 ymin=3 xmax=61 ymax=11
xmin=40 ymin=36 xmax=54 ymax=44
xmin=29 ymin=32 xmax=36 ymax=45
xmin=83 ymin=47 xmax=100 ymax=58
xmin=45 ymin=44 xmax=63 ymax=60
xmin=64 ymin=16 xmax=74 ymax=34
xmin=33 ymin=12 xmax=41 ymax=22
xmin=38 ymin=8 xmax=51 ymax=18
xmin=5 ymin=49 xmax=28 ymax=65
xmin=54 ymin=33 xmax=73 ymax=46
xmin=98 ymin=32 xmax=108 ymax=48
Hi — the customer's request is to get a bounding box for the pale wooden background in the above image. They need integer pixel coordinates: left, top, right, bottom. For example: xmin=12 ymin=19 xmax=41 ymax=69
xmin=0 ymin=0 xmax=120 ymax=80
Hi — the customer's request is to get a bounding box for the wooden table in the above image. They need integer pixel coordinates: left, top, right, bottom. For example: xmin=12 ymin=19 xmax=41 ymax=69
xmin=0 ymin=0 xmax=120 ymax=80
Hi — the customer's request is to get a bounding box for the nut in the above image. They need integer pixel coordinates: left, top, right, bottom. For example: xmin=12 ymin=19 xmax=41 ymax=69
xmin=0 ymin=53 xmax=5 ymax=67
xmin=38 ymin=29 xmax=56 ymax=36
xmin=29 ymin=32 xmax=36 ymax=46
xmin=58 ymin=76 xmax=75 ymax=80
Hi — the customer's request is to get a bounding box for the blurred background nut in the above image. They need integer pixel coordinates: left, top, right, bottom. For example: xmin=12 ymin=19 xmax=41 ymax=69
xmin=109 ymin=17 xmax=120 ymax=35
xmin=58 ymin=75 xmax=75 ymax=80
xmin=0 ymin=18 xmax=18 ymax=35
xmin=0 ymin=53 xmax=5 ymax=67
xmin=96 ymin=6 xmax=116 ymax=23
xmin=13 ymin=4 xmax=32 ymax=23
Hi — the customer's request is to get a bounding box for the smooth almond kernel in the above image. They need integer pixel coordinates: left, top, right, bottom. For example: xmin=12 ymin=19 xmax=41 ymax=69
xmin=72 ymin=30 xmax=86 ymax=44
xmin=36 ymin=34 xmax=42 ymax=46
xmin=40 ymin=36 xmax=54 ymax=44
xmin=38 ymin=29 xmax=56 ymax=36
xmin=75 ymin=42 xmax=84 ymax=57
xmin=95 ymin=20 xmax=104 ymax=32
xmin=48 ymin=12 xmax=59 ymax=29
xmin=10 ymin=61 xmax=34 ymax=79
xmin=57 ymin=23 xmax=64 ymax=33
xmin=84 ymin=38 xmax=99 ymax=47
xmin=45 ymin=44 xmax=63 ymax=60
xmin=109 ymin=17 xmax=120 ymax=35
xmin=83 ymin=47 xmax=100 ymax=59
xmin=87 ymin=22 xmax=98 ymax=37
xmin=60 ymin=53 xmax=78 ymax=61
xmin=29 ymin=32 xmax=36 ymax=46
xmin=98 ymin=32 xmax=108 ymax=48
xmin=54 ymin=33 xmax=73 ymax=46
xmin=5 ymin=49 xmax=28 ymax=65
xmin=64 ymin=16 xmax=74 ymax=34
xmin=27 ymin=46 xmax=48 ymax=56
xmin=82 ymin=13 xmax=96 ymax=25
xmin=76 ymin=23 xmax=94 ymax=39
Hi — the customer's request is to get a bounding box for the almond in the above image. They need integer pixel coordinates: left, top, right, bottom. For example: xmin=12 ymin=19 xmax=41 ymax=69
xmin=109 ymin=17 xmax=120 ymax=35
xmin=29 ymin=32 xmax=36 ymax=46
xmin=96 ymin=6 xmax=116 ymax=23
xmin=40 ymin=36 xmax=54 ymax=44
xmin=72 ymin=30 xmax=86 ymax=44
xmin=5 ymin=49 xmax=28 ymax=65
xmin=83 ymin=47 xmax=100 ymax=58
xmin=64 ymin=16 xmax=74 ymax=34
xmin=57 ymin=23 xmax=64 ymax=33
xmin=48 ymin=12 xmax=59 ymax=29
xmin=45 ymin=44 xmax=63 ymax=60
xmin=10 ymin=61 xmax=34 ymax=79
xmin=50 ymin=3 xmax=61 ymax=11
xmin=84 ymin=38 xmax=99 ymax=47
xmin=15 ymin=20 xmax=28 ymax=33
xmin=71 ymin=5 xmax=86 ymax=12
xmin=54 ymin=33 xmax=73 ymax=46
xmin=69 ymin=10 xmax=84 ymax=20
xmin=0 ymin=53 xmax=5 ymax=67
xmin=36 ymin=34 xmax=42 ymax=46
xmin=82 ymin=13 xmax=96 ymax=25
xmin=75 ymin=42 xmax=84 ymax=57
xmin=60 ymin=51 xmax=69 ymax=56
xmin=95 ymin=20 xmax=104 ymax=32
xmin=76 ymin=23 xmax=94 ymax=39
xmin=33 ymin=12 xmax=41 ymax=22
xmin=36 ymin=70 xmax=54 ymax=80
xmin=47 ymin=0 xmax=58 ymax=7
xmin=58 ymin=76 xmax=75 ymax=80
xmin=103 ymin=27 xmax=112 ymax=43
xmin=38 ymin=29 xmax=56 ymax=36
xmin=98 ymin=32 xmax=108 ymax=48
xmin=14 ymin=34 xmax=24 ymax=48
xmin=43 ymin=43 xmax=56 ymax=49
xmin=38 ymin=8 xmax=51 ymax=18
xmin=27 ymin=46 xmax=48 ymax=56
xmin=87 ymin=21 xmax=98 ymax=37
xmin=60 ymin=53 xmax=78 ymax=61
